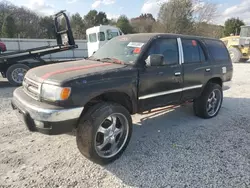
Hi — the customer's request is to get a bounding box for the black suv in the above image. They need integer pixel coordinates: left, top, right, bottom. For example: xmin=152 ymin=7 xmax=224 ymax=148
xmin=11 ymin=33 xmax=233 ymax=165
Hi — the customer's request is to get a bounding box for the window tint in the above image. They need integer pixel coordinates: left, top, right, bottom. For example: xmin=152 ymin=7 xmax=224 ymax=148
xmin=89 ymin=33 xmax=97 ymax=43
xmin=182 ymin=39 xmax=201 ymax=63
xmin=147 ymin=38 xmax=179 ymax=65
xmin=205 ymin=40 xmax=229 ymax=61
xmin=98 ymin=32 xmax=105 ymax=41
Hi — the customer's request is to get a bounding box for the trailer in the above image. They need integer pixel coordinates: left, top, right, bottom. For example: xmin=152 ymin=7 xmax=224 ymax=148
xmin=0 ymin=10 xmax=78 ymax=86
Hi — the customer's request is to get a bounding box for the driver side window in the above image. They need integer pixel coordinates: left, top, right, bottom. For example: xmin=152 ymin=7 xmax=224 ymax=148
xmin=147 ymin=38 xmax=179 ymax=65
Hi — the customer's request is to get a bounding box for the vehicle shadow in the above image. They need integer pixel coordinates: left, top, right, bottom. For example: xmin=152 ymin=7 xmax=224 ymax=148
xmin=0 ymin=80 xmax=15 ymax=88
xmin=103 ymin=97 xmax=250 ymax=187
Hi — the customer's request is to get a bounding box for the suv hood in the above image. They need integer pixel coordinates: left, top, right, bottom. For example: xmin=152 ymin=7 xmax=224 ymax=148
xmin=25 ymin=59 xmax=126 ymax=85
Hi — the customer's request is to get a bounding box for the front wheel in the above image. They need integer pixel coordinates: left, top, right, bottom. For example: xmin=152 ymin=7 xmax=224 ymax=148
xmin=76 ymin=102 xmax=132 ymax=165
xmin=228 ymin=47 xmax=241 ymax=63
xmin=193 ymin=83 xmax=223 ymax=119
xmin=6 ymin=64 xmax=30 ymax=86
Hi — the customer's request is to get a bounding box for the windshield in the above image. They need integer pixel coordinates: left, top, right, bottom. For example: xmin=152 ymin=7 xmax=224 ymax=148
xmin=89 ymin=36 xmax=148 ymax=64
xmin=240 ymin=27 xmax=250 ymax=37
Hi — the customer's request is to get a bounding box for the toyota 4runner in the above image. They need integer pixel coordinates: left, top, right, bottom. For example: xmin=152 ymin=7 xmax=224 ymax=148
xmin=11 ymin=33 xmax=233 ymax=165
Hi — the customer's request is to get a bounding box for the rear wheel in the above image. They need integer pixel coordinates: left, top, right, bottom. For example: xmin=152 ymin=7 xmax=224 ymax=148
xmin=228 ymin=47 xmax=242 ymax=63
xmin=6 ymin=64 xmax=29 ymax=86
xmin=193 ymin=83 xmax=223 ymax=119
xmin=76 ymin=102 xmax=132 ymax=165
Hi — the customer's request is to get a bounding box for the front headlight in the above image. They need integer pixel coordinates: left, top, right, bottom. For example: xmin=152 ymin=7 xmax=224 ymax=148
xmin=41 ymin=84 xmax=71 ymax=101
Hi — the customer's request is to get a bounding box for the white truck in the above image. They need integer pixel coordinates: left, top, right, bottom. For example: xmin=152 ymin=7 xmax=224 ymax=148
xmin=86 ymin=25 xmax=123 ymax=57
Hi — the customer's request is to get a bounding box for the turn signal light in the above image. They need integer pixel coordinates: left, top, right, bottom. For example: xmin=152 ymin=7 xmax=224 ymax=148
xmin=60 ymin=88 xmax=71 ymax=100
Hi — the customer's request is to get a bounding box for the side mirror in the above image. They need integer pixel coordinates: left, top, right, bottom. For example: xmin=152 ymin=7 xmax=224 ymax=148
xmin=146 ymin=54 xmax=164 ymax=66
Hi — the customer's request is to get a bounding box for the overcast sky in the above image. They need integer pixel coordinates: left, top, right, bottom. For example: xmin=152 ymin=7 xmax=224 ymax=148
xmin=7 ymin=0 xmax=250 ymax=25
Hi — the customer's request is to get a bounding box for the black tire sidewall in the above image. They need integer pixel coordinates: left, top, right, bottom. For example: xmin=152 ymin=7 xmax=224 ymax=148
xmin=76 ymin=102 xmax=132 ymax=165
xmin=194 ymin=83 xmax=223 ymax=119
xmin=229 ymin=47 xmax=241 ymax=63
xmin=6 ymin=64 xmax=30 ymax=86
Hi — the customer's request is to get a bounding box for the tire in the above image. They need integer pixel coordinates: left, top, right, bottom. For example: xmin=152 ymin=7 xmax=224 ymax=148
xmin=76 ymin=102 xmax=132 ymax=165
xmin=6 ymin=64 xmax=30 ymax=86
xmin=193 ymin=83 xmax=223 ymax=119
xmin=228 ymin=47 xmax=241 ymax=63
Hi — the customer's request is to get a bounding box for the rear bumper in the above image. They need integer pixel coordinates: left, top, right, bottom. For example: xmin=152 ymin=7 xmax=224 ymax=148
xmin=11 ymin=87 xmax=83 ymax=135
xmin=223 ymin=81 xmax=232 ymax=91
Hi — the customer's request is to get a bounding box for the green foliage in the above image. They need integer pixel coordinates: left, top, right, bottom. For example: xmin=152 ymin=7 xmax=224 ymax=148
xmin=116 ymin=15 xmax=133 ymax=34
xmin=157 ymin=0 xmax=194 ymax=34
xmin=39 ymin=16 xmax=54 ymax=39
xmin=84 ymin=10 xmax=108 ymax=29
xmin=70 ymin=13 xmax=85 ymax=39
xmin=224 ymin=18 xmax=245 ymax=36
xmin=95 ymin=12 xmax=109 ymax=25
xmin=1 ymin=15 xmax=16 ymax=37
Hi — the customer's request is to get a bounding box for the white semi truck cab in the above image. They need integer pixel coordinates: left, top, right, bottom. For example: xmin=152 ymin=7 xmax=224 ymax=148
xmin=86 ymin=25 xmax=123 ymax=57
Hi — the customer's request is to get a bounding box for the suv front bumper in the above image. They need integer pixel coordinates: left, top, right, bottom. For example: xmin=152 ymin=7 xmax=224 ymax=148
xmin=11 ymin=87 xmax=83 ymax=135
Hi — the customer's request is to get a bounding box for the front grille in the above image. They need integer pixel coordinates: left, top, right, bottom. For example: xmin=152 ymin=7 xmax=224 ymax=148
xmin=23 ymin=77 xmax=41 ymax=100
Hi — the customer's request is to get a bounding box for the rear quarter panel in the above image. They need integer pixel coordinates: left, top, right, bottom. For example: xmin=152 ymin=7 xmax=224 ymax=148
xmin=203 ymin=39 xmax=233 ymax=83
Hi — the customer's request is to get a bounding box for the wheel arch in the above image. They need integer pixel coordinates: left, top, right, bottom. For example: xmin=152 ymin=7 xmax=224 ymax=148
xmin=4 ymin=62 xmax=30 ymax=74
xmin=207 ymin=77 xmax=223 ymax=87
xmin=5 ymin=63 xmax=30 ymax=86
xmin=200 ymin=77 xmax=223 ymax=94
xmin=80 ymin=91 xmax=136 ymax=119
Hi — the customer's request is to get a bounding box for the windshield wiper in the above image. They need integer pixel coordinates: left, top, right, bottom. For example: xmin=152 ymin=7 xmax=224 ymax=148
xmin=99 ymin=57 xmax=124 ymax=64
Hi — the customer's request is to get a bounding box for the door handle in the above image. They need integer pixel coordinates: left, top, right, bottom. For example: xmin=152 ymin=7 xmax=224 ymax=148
xmin=205 ymin=68 xmax=211 ymax=72
xmin=175 ymin=72 xmax=181 ymax=76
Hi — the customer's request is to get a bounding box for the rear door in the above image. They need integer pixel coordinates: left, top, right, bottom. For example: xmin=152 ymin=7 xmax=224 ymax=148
xmin=181 ymin=38 xmax=211 ymax=101
xmin=138 ymin=37 xmax=183 ymax=111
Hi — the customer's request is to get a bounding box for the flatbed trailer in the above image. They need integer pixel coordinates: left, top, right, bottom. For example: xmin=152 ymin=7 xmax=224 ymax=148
xmin=0 ymin=10 xmax=78 ymax=86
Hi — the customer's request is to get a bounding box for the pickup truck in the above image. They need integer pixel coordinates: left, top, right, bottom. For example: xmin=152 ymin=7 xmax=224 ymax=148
xmin=11 ymin=33 xmax=233 ymax=165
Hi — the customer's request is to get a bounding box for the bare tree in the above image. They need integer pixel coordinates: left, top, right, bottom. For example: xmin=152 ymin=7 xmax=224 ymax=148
xmin=131 ymin=14 xmax=156 ymax=33
xmin=192 ymin=0 xmax=217 ymax=23
xmin=192 ymin=0 xmax=218 ymax=36
xmin=14 ymin=7 xmax=40 ymax=38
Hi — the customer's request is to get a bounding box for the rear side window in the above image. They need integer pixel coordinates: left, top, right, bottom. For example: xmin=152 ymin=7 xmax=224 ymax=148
xmin=182 ymin=39 xmax=205 ymax=63
xmin=204 ymin=40 xmax=230 ymax=61
xmin=89 ymin=33 xmax=97 ymax=43
xmin=107 ymin=30 xmax=119 ymax=40
xmin=98 ymin=32 xmax=105 ymax=41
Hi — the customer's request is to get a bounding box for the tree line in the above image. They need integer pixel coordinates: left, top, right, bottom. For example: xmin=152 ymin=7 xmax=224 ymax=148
xmin=0 ymin=0 xmax=246 ymax=40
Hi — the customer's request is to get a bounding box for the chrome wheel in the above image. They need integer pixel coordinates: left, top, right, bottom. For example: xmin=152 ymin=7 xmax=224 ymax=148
xmin=11 ymin=68 xmax=27 ymax=84
xmin=206 ymin=89 xmax=222 ymax=117
xmin=95 ymin=113 xmax=129 ymax=158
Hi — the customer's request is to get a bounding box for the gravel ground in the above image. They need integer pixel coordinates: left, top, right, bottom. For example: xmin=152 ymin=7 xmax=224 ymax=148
xmin=0 ymin=64 xmax=250 ymax=188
